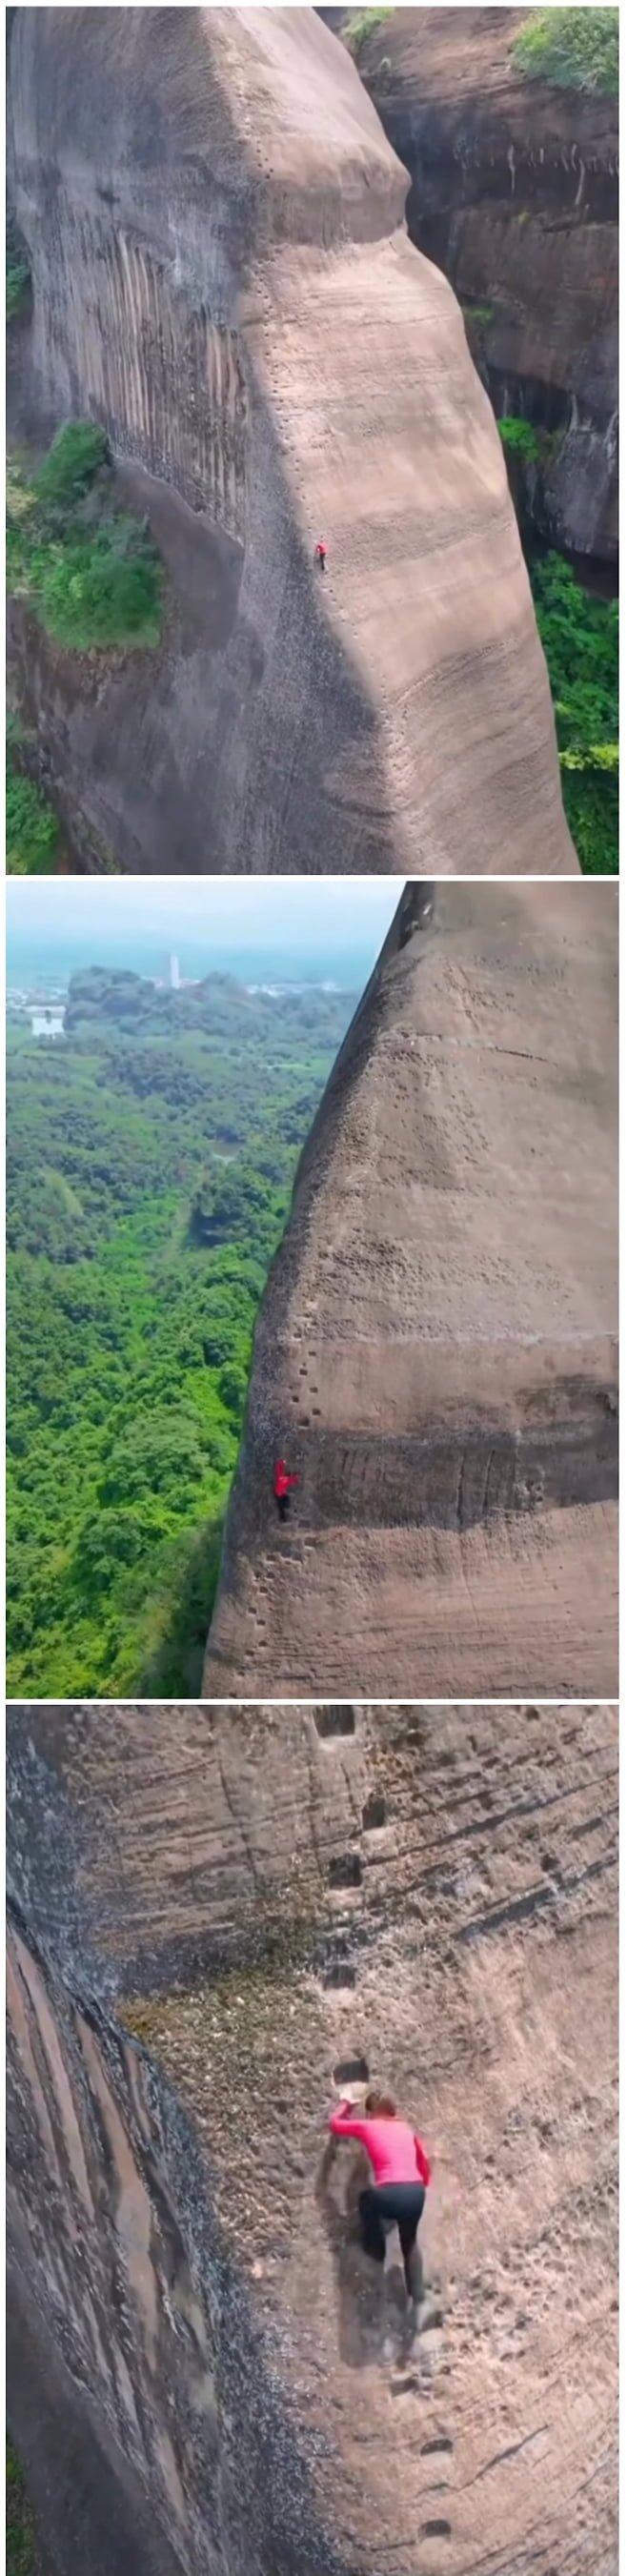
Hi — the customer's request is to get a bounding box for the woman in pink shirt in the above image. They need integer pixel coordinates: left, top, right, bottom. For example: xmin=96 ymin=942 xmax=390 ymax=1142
xmin=329 ymin=2085 xmax=431 ymax=2301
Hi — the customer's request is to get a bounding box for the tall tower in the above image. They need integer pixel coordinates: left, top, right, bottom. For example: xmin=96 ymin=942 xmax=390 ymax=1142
xmin=170 ymin=953 xmax=180 ymax=990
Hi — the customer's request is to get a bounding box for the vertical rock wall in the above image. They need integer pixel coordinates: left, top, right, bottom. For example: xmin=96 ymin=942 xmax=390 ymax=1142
xmin=7 ymin=6 xmax=576 ymax=873
xmin=343 ymin=8 xmax=618 ymax=567
xmin=205 ymin=878 xmax=618 ymax=1697
xmin=6 ymin=1700 xmax=618 ymax=2576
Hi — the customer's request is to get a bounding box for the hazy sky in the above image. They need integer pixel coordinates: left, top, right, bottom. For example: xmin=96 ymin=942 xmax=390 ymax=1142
xmin=7 ymin=876 xmax=400 ymax=977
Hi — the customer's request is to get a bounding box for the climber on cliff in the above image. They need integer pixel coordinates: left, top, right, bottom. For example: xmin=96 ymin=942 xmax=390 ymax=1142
xmin=273 ymin=1457 xmax=300 ymax=1524
xmin=328 ymin=2088 xmax=431 ymax=2302
xmin=314 ymin=539 xmax=328 ymax=573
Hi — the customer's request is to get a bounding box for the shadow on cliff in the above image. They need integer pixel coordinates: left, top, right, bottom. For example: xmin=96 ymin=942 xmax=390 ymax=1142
xmin=315 ymin=2140 xmax=420 ymax=2374
xmin=8 ymin=1901 xmax=353 ymax=2576
xmin=138 ymin=1515 xmax=224 ymax=1697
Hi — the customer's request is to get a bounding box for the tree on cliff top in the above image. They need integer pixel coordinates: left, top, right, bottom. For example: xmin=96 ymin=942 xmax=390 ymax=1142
xmin=512 ymin=10 xmax=618 ymax=96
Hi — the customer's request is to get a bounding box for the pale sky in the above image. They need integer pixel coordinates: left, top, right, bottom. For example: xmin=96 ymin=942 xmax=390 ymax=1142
xmin=6 ymin=876 xmax=400 ymax=974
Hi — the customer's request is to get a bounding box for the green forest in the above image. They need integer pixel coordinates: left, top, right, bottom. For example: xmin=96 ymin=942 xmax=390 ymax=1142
xmin=7 ymin=970 xmax=353 ymax=1697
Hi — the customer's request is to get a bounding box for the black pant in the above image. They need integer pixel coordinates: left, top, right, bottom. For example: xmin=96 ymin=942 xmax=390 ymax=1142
xmin=275 ymin=1492 xmax=290 ymax=1523
xmin=358 ymin=2182 xmax=425 ymax=2296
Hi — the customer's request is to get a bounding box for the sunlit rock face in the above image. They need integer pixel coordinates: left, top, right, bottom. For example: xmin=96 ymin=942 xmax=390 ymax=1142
xmin=6 ymin=1700 xmax=618 ymax=2576
xmin=342 ymin=7 xmax=618 ymax=569
xmin=205 ymin=879 xmax=617 ymax=1698
xmin=7 ymin=5 xmax=575 ymax=874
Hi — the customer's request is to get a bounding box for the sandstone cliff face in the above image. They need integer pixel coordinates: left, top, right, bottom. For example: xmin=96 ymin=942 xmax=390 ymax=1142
xmin=7 ymin=6 xmax=576 ymax=874
xmin=344 ymin=9 xmax=618 ymax=568
xmin=205 ymin=880 xmax=617 ymax=1698
xmin=7 ymin=1701 xmax=618 ymax=2576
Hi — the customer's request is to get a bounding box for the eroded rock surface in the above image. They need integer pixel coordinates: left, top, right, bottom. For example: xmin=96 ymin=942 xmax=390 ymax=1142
xmin=7 ymin=1701 xmax=618 ymax=2576
xmin=205 ymin=879 xmax=617 ymax=1697
xmin=7 ymin=5 xmax=575 ymax=873
xmin=337 ymin=8 xmax=618 ymax=567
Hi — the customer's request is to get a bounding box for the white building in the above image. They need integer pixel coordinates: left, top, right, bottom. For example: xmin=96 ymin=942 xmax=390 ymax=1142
xmin=29 ymin=1005 xmax=65 ymax=1040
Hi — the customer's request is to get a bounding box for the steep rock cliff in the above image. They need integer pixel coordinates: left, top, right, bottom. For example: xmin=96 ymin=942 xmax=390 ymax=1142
xmin=204 ymin=879 xmax=617 ymax=1697
xmin=7 ymin=1700 xmax=618 ymax=2576
xmin=341 ymin=9 xmax=618 ymax=568
xmin=7 ymin=6 xmax=576 ymax=874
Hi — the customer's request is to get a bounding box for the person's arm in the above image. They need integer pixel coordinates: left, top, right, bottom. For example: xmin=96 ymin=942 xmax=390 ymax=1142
xmin=415 ymin=2134 xmax=432 ymax=2186
xmin=287 ymin=1472 xmax=300 ymax=1487
xmin=329 ymin=2101 xmax=368 ymax=2142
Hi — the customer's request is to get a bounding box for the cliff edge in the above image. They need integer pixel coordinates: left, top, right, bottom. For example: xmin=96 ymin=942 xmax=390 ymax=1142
xmin=204 ymin=880 xmax=617 ymax=1696
xmin=7 ymin=6 xmax=576 ymax=873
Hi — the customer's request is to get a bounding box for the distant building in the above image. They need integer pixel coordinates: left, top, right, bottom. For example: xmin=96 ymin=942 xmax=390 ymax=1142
xmin=152 ymin=953 xmax=197 ymax=993
xmin=28 ymin=1005 xmax=65 ymax=1040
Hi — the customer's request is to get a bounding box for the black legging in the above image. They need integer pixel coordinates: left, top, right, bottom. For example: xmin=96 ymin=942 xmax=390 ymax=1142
xmin=359 ymin=2181 xmax=425 ymax=2296
xmin=275 ymin=1492 xmax=290 ymax=1524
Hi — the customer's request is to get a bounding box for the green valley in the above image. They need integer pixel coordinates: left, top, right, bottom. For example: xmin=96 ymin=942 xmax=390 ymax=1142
xmin=7 ymin=969 xmax=354 ymax=1697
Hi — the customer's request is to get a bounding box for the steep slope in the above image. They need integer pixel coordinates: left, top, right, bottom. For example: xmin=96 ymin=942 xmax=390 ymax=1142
xmin=7 ymin=5 xmax=576 ymax=874
xmin=7 ymin=1701 xmax=618 ymax=2576
xmin=339 ymin=8 xmax=618 ymax=567
xmin=205 ymin=879 xmax=617 ymax=1697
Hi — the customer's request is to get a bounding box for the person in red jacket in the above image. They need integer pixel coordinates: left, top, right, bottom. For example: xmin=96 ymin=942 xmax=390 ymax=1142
xmin=273 ymin=1458 xmax=300 ymax=1524
xmin=314 ymin=539 xmax=328 ymax=572
xmin=329 ymin=2086 xmax=431 ymax=2300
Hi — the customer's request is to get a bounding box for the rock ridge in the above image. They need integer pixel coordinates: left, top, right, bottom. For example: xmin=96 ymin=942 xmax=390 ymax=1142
xmin=204 ymin=878 xmax=617 ymax=1696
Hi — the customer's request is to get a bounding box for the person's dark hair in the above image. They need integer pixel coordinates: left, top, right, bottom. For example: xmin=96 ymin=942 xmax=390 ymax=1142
xmin=364 ymin=2087 xmax=396 ymax=2118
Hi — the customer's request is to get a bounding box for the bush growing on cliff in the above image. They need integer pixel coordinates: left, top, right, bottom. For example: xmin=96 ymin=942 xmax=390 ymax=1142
xmin=30 ymin=523 xmax=163 ymax=651
xmin=530 ymin=553 xmax=618 ymax=874
xmin=7 ymin=426 xmax=164 ymax=653
xmin=6 ymin=254 xmax=30 ymax=319
xmin=511 ymin=9 xmax=618 ymax=95
xmin=498 ymin=416 xmax=541 ymax=464
xmin=6 ymin=751 xmax=60 ymax=875
xmin=343 ymin=7 xmax=392 ymax=56
xmin=34 ymin=419 xmax=109 ymax=512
